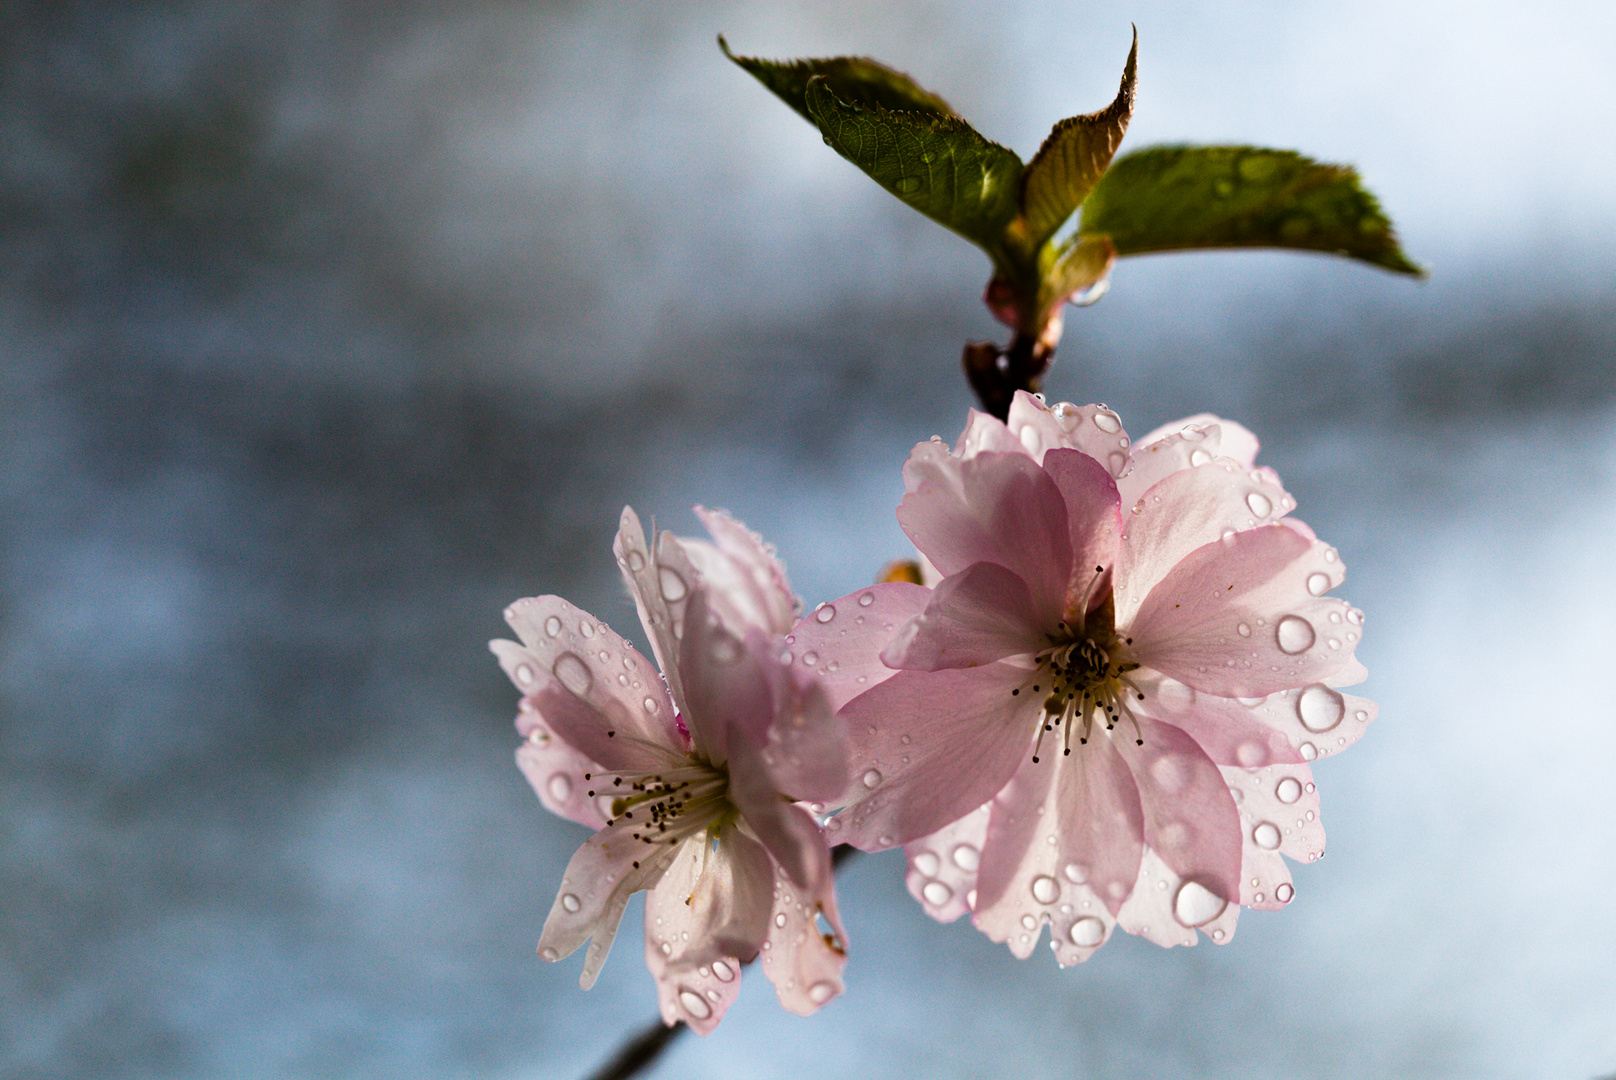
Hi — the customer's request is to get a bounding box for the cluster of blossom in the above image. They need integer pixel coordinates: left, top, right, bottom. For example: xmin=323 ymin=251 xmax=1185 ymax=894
xmin=491 ymin=391 xmax=1374 ymax=1033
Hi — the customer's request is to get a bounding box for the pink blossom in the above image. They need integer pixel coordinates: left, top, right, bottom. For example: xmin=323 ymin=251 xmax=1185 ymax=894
xmin=492 ymin=507 xmax=848 ymax=1032
xmin=790 ymin=392 xmax=1374 ymax=961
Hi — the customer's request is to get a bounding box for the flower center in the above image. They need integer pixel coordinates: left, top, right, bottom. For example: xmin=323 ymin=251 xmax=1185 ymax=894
xmin=584 ymin=754 xmax=735 ymax=869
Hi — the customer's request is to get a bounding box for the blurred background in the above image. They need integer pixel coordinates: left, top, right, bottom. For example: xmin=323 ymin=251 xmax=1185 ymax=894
xmin=3 ymin=1 xmax=1614 ymax=1077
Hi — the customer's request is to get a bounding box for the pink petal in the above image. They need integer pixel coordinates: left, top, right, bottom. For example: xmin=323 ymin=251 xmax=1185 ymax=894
xmin=1114 ymin=847 xmax=1241 ymax=948
xmin=756 ymin=675 xmax=848 ymax=807
xmin=1132 ymin=674 xmax=1304 ymax=768
xmin=828 ymin=664 xmax=1037 ymax=850
xmin=513 ymin=700 xmax=610 ymax=829
xmin=613 ymin=507 xmax=700 ymax=717
xmin=786 ymin=582 xmax=931 ymax=710
xmin=537 ymin=825 xmax=679 ymax=990
xmin=683 ymin=506 xmax=799 ymax=636
xmin=1220 ymin=761 xmax=1325 ymax=909
xmin=1115 ymin=456 xmax=1293 ymax=625
xmin=896 ymin=447 xmax=1073 ymax=616
xmin=1004 ymin=392 xmax=1133 ymax=476
xmin=904 ymin=803 xmax=992 ymax=924
xmin=1136 ymin=413 xmax=1260 ymax=468
xmin=492 ymin=596 xmax=681 ymax=771
xmin=675 ymin=592 xmax=778 ymax=765
xmin=1039 ymin=448 xmax=1123 ymax=616
xmin=758 ymin=856 xmax=848 ymax=1016
xmin=971 ymin=751 xmax=1129 ymax=962
xmin=882 ymin=562 xmax=1046 ymax=671
xmin=955 ymin=408 xmax=1025 ymax=459
xmin=1114 ymin=715 xmax=1243 ymax=909
xmin=1128 ymin=525 xmax=1361 ymax=697
xmin=730 ymin=759 xmax=833 ymax=894
xmin=643 ymin=827 xmax=775 ymax=1033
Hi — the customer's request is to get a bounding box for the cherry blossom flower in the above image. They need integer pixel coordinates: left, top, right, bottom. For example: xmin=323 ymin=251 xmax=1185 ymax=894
xmin=789 ymin=392 xmax=1374 ymax=962
xmin=491 ymin=507 xmax=848 ymax=1032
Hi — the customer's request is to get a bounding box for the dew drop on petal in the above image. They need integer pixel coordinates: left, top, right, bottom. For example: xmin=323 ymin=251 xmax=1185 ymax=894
xmin=1068 ymin=916 xmax=1105 ymax=947
xmin=1189 ymin=448 xmax=1213 ymax=467
xmin=539 ymin=946 xmax=559 ymax=961
xmin=560 ymin=893 xmax=582 ymax=913
xmin=815 ymin=604 xmax=836 ymax=624
xmin=1063 ymin=862 xmax=1087 ymax=884
xmin=1299 ymin=742 xmax=1319 ymax=761
xmin=1275 ymin=615 xmax=1315 ymax=655
xmin=951 ymin=844 xmax=980 ymax=871
xmin=861 ymin=769 xmax=883 ymax=789
xmin=808 ymin=981 xmax=837 ymax=1005
xmin=679 ymin=989 xmax=712 ymax=1020
xmin=922 ymin=880 xmax=953 ymax=907
xmin=1276 ymin=883 xmax=1295 ymax=903
xmin=553 ymin=653 xmax=592 ymax=695
xmin=711 ymin=960 xmax=735 ymax=982
xmin=1275 ymin=776 xmax=1303 ymax=804
xmin=658 ymin=567 xmax=688 ymax=602
xmin=1253 ymin=822 xmax=1282 ymax=850
xmin=1021 ymin=914 xmax=1038 ymax=931
xmin=578 ymin=620 xmax=596 ymax=639
xmin=1173 ymin=881 xmax=1229 ymax=927
xmin=774 ymin=912 xmax=787 ymax=928
xmin=1030 ymin=875 xmax=1060 ymax=904
xmin=912 ymin=851 xmax=940 ymax=877
xmin=1296 ymin=684 xmax=1345 ymax=732
xmin=1107 ymin=450 xmax=1128 ymax=477
xmin=1236 ymin=622 xmax=1251 ymax=638
xmin=515 ymin=663 xmax=535 ymax=685
xmin=857 ymin=591 xmax=875 ymax=607
xmin=1306 ymin=572 xmax=1331 ymax=596
xmin=547 ymin=774 xmax=572 ymax=801
xmin=626 ymin=550 xmax=646 ymax=572
xmin=1092 ymin=410 xmax=1122 ymax=433
xmin=543 ymin=615 xmax=563 ymax=637
xmin=1246 ymin=491 xmax=1273 ymax=518
xmin=802 ymin=651 xmax=818 ymax=666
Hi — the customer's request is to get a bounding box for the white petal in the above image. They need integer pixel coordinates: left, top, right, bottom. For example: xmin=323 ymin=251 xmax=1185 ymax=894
xmin=682 ymin=506 xmax=799 ymax=636
xmin=537 ymin=827 xmax=679 ymax=990
xmin=513 ymin=701 xmax=609 ymax=830
xmin=1115 ymin=847 xmax=1241 ymax=948
xmin=1221 ymin=762 xmax=1326 ymax=909
xmin=1004 ymin=392 xmax=1133 ymax=473
xmin=758 ymin=855 xmax=848 ymax=1016
xmin=903 ymin=803 xmax=991 ymax=924
xmin=613 ymin=507 xmax=700 ymax=718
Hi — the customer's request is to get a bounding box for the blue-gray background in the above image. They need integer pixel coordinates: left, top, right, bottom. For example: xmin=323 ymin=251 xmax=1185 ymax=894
xmin=4 ymin=2 xmax=1614 ymax=1078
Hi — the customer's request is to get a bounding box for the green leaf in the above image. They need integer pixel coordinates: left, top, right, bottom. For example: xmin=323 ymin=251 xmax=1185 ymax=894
xmin=803 ymin=76 xmax=1024 ymax=260
xmin=718 ymin=35 xmax=957 ymax=127
xmin=1019 ymin=28 xmax=1138 ymax=249
xmin=1078 ymin=145 xmax=1424 ymax=276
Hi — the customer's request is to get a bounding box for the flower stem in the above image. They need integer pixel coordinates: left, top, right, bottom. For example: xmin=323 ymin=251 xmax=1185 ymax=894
xmin=961 ymin=332 xmax=1056 ymax=420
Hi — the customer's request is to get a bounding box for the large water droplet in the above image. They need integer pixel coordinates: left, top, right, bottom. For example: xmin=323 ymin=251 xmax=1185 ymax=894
xmin=814 ymin=603 xmax=836 ymax=624
xmin=1299 ymin=742 xmax=1318 ymax=761
xmin=808 ymin=980 xmax=837 ymax=1004
xmin=774 ymin=912 xmax=787 ymax=928
xmin=625 ymin=549 xmax=646 ymax=572
xmin=1296 ymin=684 xmax=1345 ymax=732
xmin=1092 ymin=411 xmax=1122 ymax=433
xmin=543 ymin=615 xmax=563 ymax=637
xmin=1030 ymin=875 xmax=1060 ymax=904
xmin=860 ymin=769 xmax=883 ymax=789
xmin=658 ymin=567 xmax=688 ymax=602
xmin=1236 ymin=622 xmax=1252 ymax=638
xmin=1306 ymin=572 xmax=1331 ymax=596
xmin=1068 ymin=916 xmax=1105 ymax=947
xmin=1275 ymin=882 xmax=1294 ymax=903
xmin=679 ymin=989 xmax=712 ymax=1020
xmin=1063 ymin=862 xmax=1087 ymax=884
xmin=951 ymin=844 xmax=980 ymax=871
xmin=1275 ymin=776 xmax=1303 ymax=804
xmin=921 ymin=880 xmax=953 ymax=907
xmin=711 ymin=960 xmax=735 ymax=982
xmin=553 ymin=653 xmax=593 ymax=695
xmin=578 ymin=620 xmax=595 ymax=639
xmin=1173 ymin=881 xmax=1228 ymax=927
xmin=1020 ymin=914 xmax=1038 ymax=931
xmin=1246 ymin=491 xmax=1273 ymax=517
xmin=1189 ymin=448 xmax=1213 ymax=467
xmin=857 ymin=591 xmax=875 ymax=607
xmin=1252 ymin=822 xmax=1282 ymax=850
xmin=560 ymin=893 xmax=582 ymax=913
xmin=1275 ymin=615 xmax=1315 ymax=655
xmin=912 ymin=851 xmax=940 ymax=877
xmin=515 ymin=663 xmax=535 ymax=686
xmin=1106 ymin=450 xmax=1129 ymax=477
xmin=547 ymin=774 xmax=572 ymax=802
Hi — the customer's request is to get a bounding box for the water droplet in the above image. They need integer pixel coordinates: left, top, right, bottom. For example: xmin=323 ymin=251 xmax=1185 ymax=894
xmin=893 ymin=175 xmax=922 ymax=194
xmin=921 ymin=880 xmax=953 ymax=906
xmin=951 ymin=844 xmax=980 ymax=871
xmin=1252 ymin=822 xmax=1282 ymax=850
xmin=814 ymin=604 xmax=836 ymax=624
xmin=774 ymin=912 xmax=787 ymax=928
xmin=1021 ymin=914 xmax=1038 ymax=931
xmin=1234 ymin=621 xmax=1252 ymax=639
xmin=1030 ymin=875 xmax=1060 ymax=904
xmin=852 ymin=770 xmax=881 ymax=793
xmin=1275 ymin=882 xmax=1294 ymax=903
xmin=553 ymin=653 xmax=592 ymax=695
xmin=857 ymin=591 xmax=875 ymax=607
xmin=543 ymin=615 xmax=563 ymax=637
xmin=626 ymin=550 xmax=646 ymax=572
xmin=658 ymin=567 xmax=688 ymax=602
xmin=578 ymin=620 xmax=595 ymax=639
xmin=547 ymin=774 xmax=572 ymax=801
xmin=912 ymin=851 xmax=940 ymax=877
xmin=1173 ymin=881 xmax=1228 ymax=927
xmin=802 ymin=650 xmax=819 ymax=666
xmin=711 ymin=960 xmax=735 ymax=982
xmin=1275 ymin=776 xmax=1303 ymax=804
xmin=560 ymin=893 xmax=582 ymax=913
xmin=1246 ymin=491 xmax=1273 ymax=518
xmin=1275 ymin=615 xmax=1315 ymax=655
xmin=1105 ymin=450 xmax=1128 ymax=477
xmin=1296 ymin=684 xmax=1345 ymax=732
xmin=1353 ymin=709 xmax=1368 ymax=723
xmin=1189 ymin=448 xmax=1213 ymax=467
xmin=515 ymin=662 xmax=535 ymax=685
xmin=808 ymin=980 xmax=836 ymax=1004
xmin=679 ymin=989 xmax=712 ymax=1020
xmin=1092 ymin=411 xmax=1121 ymax=433
xmin=1068 ymin=916 xmax=1105 ymax=947
xmin=1299 ymin=742 xmax=1318 ymax=761
xmin=642 ymin=696 xmax=660 ymax=715
xmin=539 ymin=946 xmax=559 ymax=961
xmin=1062 ymin=862 xmax=1087 ymax=884
xmin=1306 ymin=572 xmax=1331 ymax=596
